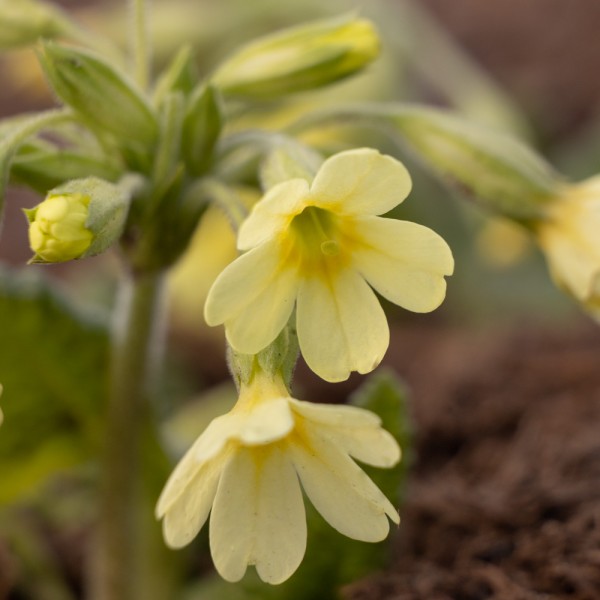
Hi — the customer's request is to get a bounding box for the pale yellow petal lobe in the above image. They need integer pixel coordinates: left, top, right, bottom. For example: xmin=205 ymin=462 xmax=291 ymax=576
xmin=309 ymin=148 xmax=412 ymax=215
xmin=296 ymin=268 xmax=389 ymax=381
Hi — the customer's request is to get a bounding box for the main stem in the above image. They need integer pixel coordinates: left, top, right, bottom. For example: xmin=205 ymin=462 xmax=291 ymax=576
xmin=91 ymin=270 xmax=165 ymax=600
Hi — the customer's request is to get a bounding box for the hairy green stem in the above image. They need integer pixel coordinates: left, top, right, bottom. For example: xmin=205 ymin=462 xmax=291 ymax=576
xmin=130 ymin=0 xmax=150 ymax=90
xmin=90 ymin=270 xmax=165 ymax=600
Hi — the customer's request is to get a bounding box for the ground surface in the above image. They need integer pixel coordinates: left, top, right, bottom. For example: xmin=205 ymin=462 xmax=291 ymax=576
xmin=334 ymin=323 xmax=600 ymax=600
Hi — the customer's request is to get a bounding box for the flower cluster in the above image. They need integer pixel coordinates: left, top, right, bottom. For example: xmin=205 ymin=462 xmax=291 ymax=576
xmin=157 ymin=147 xmax=453 ymax=583
xmin=156 ymin=367 xmax=400 ymax=584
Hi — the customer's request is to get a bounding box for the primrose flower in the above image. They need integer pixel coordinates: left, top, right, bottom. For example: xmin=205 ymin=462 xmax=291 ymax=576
xmin=156 ymin=368 xmax=400 ymax=584
xmin=535 ymin=176 xmax=600 ymax=316
xmin=205 ymin=148 xmax=454 ymax=382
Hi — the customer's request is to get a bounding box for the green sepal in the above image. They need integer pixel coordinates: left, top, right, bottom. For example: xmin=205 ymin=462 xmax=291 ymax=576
xmin=0 ymin=267 xmax=109 ymax=504
xmin=259 ymin=143 xmax=323 ymax=190
xmin=153 ymin=92 xmax=185 ymax=185
xmin=37 ymin=41 xmax=158 ymax=162
xmin=153 ymin=45 xmax=197 ymax=107
xmin=0 ymin=0 xmax=72 ymax=50
xmin=182 ymin=84 xmax=224 ymax=176
xmin=227 ymin=322 xmax=300 ymax=391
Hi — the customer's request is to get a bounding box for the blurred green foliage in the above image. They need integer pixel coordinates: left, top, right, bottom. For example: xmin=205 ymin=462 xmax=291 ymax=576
xmin=0 ymin=267 xmax=108 ymax=504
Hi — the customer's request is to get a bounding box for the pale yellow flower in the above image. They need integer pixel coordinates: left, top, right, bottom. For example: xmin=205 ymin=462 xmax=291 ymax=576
xmin=156 ymin=369 xmax=400 ymax=584
xmin=535 ymin=176 xmax=600 ymax=315
xmin=205 ymin=148 xmax=454 ymax=382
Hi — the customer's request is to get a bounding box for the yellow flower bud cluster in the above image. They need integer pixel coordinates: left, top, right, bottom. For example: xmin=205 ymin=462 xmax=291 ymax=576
xmin=26 ymin=193 xmax=93 ymax=263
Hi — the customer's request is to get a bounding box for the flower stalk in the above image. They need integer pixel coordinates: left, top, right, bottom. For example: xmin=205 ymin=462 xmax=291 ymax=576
xmin=90 ymin=269 xmax=166 ymax=600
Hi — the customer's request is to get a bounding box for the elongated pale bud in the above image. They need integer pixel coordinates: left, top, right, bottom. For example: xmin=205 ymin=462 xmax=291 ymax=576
xmin=38 ymin=42 xmax=158 ymax=150
xmin=0 ymin=0 xmax=70 ymax=49
xmin=388 ymin=106 xmax=560 ymax=222
xmin=213 ymin=15 xmax=380 ymax=99
xmin=24 ymin=176 xmax=139 ymax=263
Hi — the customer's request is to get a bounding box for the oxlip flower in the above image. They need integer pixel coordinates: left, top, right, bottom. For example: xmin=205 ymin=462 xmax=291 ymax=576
xmin=205 ymin=148 xmax=454 ymax=382
xmin=535 ymin=176 xmax=600 ymax=316
xmin=156 ymin=368 xmax=400 ymax=584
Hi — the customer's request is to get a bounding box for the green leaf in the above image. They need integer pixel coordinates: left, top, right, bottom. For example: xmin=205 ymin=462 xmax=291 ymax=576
xmin=0 ymin=268 xmax=109 ymax=504
xmin=348 ymin=369 xmax=414 ymax=509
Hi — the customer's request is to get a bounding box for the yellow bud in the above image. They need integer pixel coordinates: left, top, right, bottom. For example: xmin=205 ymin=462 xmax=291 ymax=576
xmin=26 ymin=193 xmax=93 ymax=263
xmin=213 ymin=15 xmax=380 ymax=99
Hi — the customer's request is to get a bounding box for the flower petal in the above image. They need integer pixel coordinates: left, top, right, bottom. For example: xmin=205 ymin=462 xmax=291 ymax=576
xmin=308 ymin=148 xmax=412 ymax=216
xmin=205 ymin=238 xmax=299 ymax=355
xmin=353 ymin=216 xmax=454 ymax=313
xmin=204 ymin=239 xmax=279 ymax=326
xmin=161 ymin=454 xmax=224 ymax=548
xmin=224 ymin=261 xmax=298 ymax=354
xmin=156 ymin=415 xmax=234 ymax=517
xmin=289 ymin=429 xmax=399 ymax=542
xmin=291 ymin=400 xmax=401 ymax=467
xmin=296 ymin=268 xmax=389 ymax=382
xmin=236 ymin=397 xmax=295 ymax=445
xmin=238 ymin=179 xmax=309 ymax=250
xmin=210 ymin=445 xmax=306 ymax=584
xmin=290 ymin=399 xmax=382 ymax=428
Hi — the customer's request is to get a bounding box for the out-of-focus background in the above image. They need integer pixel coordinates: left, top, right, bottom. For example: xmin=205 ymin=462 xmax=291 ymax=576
xmin=1 ymin=1 xmax=600 ymax=599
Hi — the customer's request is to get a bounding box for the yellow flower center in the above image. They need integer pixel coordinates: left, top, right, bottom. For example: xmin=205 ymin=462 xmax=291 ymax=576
xmin=287 ymin=206 xmax=352 ymax=274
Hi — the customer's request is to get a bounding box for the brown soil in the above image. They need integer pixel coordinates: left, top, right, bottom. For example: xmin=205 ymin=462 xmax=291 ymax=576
xmin=331 ymin=322 xmax=600 ymax=600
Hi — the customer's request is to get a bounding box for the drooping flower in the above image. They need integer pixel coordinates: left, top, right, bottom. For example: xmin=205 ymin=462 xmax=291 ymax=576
xmin=535 ymin=176 xmax=600 ymax=317
xmin=156 ymin=368 xmax=400 ymax=584
xmin=205 ymin=148 xmax=454 ymax=382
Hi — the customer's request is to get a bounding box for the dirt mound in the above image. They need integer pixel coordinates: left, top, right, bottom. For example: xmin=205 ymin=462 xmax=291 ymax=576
xmin=343 ymin=324 xmax=600 ymax=600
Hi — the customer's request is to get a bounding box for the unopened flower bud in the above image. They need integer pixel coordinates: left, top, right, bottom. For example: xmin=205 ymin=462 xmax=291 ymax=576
xmin=213 ymin=15 xmax=380 ymax=99
xmin=26 ymin=193 xmax=92 ymax=262
xmin=24 ymin=176 xmax=137 ymax=263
